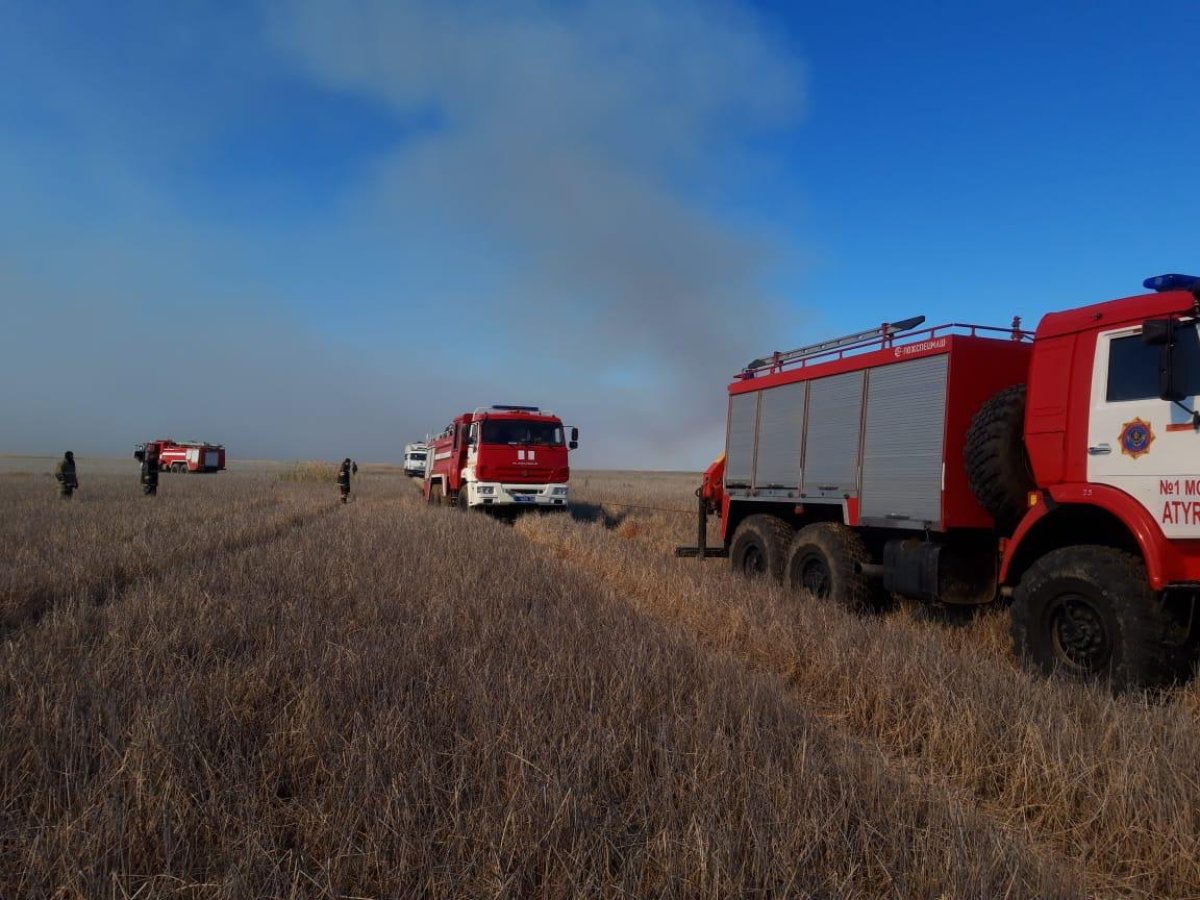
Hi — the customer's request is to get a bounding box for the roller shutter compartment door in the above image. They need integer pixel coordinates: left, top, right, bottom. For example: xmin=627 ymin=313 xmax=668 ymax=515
xmin=860 ymin=354 xmax=948 ymax=528
xmin=754 ymin=382 xmax=806 ymax=489
xmin=802 ymin=371 xmax=865 ymax=498
xmin=725 ymin=392 xmax=759 ymax=488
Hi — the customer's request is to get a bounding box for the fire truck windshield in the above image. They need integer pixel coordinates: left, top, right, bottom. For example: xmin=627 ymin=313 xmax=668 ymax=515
xmin=481 ymin=420 xmax=563 ymax=446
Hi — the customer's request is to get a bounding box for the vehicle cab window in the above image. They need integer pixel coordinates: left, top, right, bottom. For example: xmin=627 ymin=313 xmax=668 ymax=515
xmin=1106 ymin=327 xmax=1200 ymax=402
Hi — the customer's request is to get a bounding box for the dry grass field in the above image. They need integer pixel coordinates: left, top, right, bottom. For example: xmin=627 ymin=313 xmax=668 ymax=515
xmin=2 ymin=459 xmax=1199 ymax=898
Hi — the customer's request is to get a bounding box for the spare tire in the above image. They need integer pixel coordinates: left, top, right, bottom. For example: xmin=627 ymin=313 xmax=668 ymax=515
xmin=965 ymin=384 xmax=1034 ymax=529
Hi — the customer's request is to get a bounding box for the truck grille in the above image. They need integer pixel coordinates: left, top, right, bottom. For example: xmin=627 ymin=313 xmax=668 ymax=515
xmin=489 ymin=467 xmax=557 ymax=482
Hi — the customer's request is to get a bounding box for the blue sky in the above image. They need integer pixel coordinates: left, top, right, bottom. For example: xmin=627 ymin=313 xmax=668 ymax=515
xmin=1 ymin=1 xmax=1197 ymax=467
xmin=771 ymin=0 xmax=1200 ymax=330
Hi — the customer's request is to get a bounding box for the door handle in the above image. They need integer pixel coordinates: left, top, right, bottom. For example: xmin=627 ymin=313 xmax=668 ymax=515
xmin=1088 ymin=444 xmax=1112 ymax=456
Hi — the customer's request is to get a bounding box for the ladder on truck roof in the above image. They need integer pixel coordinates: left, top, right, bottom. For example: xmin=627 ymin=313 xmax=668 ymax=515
xmin=744 ymin=315 xmax=927 ymax=374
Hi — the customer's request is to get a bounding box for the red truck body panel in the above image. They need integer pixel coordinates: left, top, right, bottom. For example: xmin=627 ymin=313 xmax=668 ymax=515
xmin=721 ymin=326 xmax=1032 ymax=542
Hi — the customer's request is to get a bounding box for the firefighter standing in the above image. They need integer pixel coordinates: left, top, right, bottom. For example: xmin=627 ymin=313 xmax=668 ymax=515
xmin=54 ymin=451 xmax=78 ymax=499
xmin=140 ymin=443 xmax=160 ymax=496
xmin=337 ymin=458 xmax=353 ymax=503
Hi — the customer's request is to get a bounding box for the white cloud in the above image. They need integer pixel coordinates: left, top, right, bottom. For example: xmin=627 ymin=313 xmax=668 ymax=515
xmin=270 ymin=0 xmax=807 ymax=467
xmin=0 ymin=2 xmax=806 ymax=468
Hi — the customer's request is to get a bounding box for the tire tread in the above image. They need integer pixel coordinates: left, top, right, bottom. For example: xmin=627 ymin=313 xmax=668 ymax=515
xmin=786 ymin=522 xmax=880 ymax=613
xmin=730 ymin=514 xmax=793 ymax=581
xmin=1011 ymin=545 xmax=1192 ymax=691
xmin=965 ymin=384 xmax=1033 ymax=529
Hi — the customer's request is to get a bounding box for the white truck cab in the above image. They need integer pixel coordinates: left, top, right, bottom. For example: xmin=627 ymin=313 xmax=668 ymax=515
xmin=403 ymin=443 xmax=429 ymax=477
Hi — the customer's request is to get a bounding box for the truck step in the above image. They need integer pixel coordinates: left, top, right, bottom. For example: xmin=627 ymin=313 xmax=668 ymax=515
xmin=674 ymin=546 xmax=729 ymax=559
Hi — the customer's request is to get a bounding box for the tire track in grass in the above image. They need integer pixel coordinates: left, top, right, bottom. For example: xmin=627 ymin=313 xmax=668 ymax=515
xmin=0 ymin=496 xmax=341 ymax=638
xmin=0 ymin=489 xmax=288 ymax=622
xmin=514 ymin=513 xmax=1180 ymax=898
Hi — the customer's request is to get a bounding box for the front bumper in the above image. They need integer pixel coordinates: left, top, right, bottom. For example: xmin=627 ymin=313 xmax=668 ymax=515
xmin=463 ymin=481 xmax=569 ymax=509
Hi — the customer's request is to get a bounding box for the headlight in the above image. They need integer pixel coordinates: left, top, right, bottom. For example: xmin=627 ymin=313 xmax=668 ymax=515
xmin=476 ymin=485 xmax=495 ymax=495
xmin=552 ymin=487 xmax=569 ymax=496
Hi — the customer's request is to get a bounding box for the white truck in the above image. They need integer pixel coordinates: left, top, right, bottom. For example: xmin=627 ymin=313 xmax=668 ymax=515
xmin=403 ymin=442 xmax=429 ymax=477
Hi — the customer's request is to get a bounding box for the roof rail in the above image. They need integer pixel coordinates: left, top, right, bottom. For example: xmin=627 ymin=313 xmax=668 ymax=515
xmin=739 ymin=316 xmax=1032 ymax=378
xmin=748 ymin=316 xmax=926 ymax=371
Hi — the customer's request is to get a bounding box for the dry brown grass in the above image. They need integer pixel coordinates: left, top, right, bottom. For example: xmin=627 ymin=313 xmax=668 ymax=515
xmin=0 ymin=465 xmax=1197 ymax=897
xmin=527 ymin=472 xmax=1200 ymax=897
xmin=0 ymin=474 xmax=329 ymax=633
xmin=278 ymin=461 xmax=341 ymax=483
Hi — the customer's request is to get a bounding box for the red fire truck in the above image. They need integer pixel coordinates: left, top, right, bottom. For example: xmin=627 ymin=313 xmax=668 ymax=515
xmin=134 ymin=439 xmax=226 ymax=473
xmin=679 ymin=274 xmax=1200 ymax=689
xmin=424 ymin=406 xmax=578 ymax=513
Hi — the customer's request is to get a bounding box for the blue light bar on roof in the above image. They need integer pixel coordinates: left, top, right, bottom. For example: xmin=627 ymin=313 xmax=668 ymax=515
xmin=1143 ymin=273 xmax=1200 ymax=292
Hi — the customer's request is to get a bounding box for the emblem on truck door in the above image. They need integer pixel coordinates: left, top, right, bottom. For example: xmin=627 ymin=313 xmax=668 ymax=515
xmin=1118 ymin=418 xmax=1155 ymax=459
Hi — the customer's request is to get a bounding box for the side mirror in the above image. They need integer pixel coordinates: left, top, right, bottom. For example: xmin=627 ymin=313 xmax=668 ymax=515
xmin=569 ymin=441 xmax=579 ymax=450
xmin=568 ymin=426 xmax=579 ymax=450
xmin=1144 ymin=318 xmax=1188 ymax=401
xmin=1161 ymin=345 xmax=1189 ymax=402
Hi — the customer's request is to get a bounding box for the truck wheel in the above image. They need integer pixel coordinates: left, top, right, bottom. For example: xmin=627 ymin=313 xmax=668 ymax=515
xmin=456 ymin=487 xmax=470 ymax=511
xmin=729 ymin=515 xmax=792 ymax=581
xmin=964 ymin=384 xmax=1034 ymax=529
xmin=1010 ymin=546 xmax=1192 ymax=691
xmin=785 ymin=523 xmax=879 ymax=613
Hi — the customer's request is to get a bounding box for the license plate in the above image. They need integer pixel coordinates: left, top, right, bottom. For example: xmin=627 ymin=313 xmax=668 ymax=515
xmin=512 ymin=494 xmax=534 ymax=503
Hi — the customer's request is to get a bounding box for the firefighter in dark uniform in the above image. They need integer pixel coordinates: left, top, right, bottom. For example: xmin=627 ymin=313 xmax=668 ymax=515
xmin=337 ymin=457 xmax=353 ymax=503
xmin=54 ymin=451 xmax=78 ymax=499
xmin=140 ymin=442 xmax=160 ymax=496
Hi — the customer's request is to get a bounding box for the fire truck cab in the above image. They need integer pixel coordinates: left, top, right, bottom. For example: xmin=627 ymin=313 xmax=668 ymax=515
xmin=423 ymin=405 xmax=577 ymax=513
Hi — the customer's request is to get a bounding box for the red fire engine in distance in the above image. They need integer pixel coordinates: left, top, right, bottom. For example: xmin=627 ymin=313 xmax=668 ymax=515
xmin=423 ymin=405 xmax=578 ymax=513
xmin=134 ymin=439 xmax=226 ymax=473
